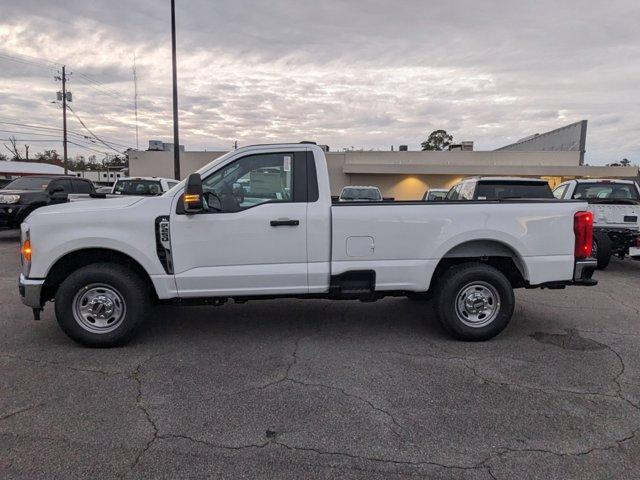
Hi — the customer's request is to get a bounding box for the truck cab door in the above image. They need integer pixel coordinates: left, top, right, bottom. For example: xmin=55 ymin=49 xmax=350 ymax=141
xmin=170 ymin=151 xmax=310 ymax=297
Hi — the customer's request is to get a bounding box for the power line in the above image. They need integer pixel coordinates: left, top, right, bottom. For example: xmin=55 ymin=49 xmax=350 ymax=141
xmin=66 ymin=105 xmax=129 ymax=154
xmin=0 ymin=120 xmax=134 ymax=149
xmin=74 ymin=71 xmax=123 ymax=99
xmin=0 ymin=138 xmax=110 ymax=155
xmin=0 ymin=52 xmax=58 ymax=72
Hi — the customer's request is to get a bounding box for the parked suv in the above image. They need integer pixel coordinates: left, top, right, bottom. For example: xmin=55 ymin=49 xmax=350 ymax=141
xmin=446 ymin=177 xmax=554 ymax=200
xmin=553 ymin=179 xmax=640 ymax=269
xmin=0 ymin=176 xmax=95 ymax=229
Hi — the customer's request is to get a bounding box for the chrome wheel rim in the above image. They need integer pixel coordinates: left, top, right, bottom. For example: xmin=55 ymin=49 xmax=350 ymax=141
xmin=455 ymin=281 xmax=501 ymax=328
xmin=72 ymin=284 xmax=126 ymax=334
xmin=592 ymin=239 xmax=598 ymax=257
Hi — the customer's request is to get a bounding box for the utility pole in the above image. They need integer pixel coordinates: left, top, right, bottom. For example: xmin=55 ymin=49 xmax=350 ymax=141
xmin=133 ymin=54 xmax=140 ymax=150
xmin=170 ymin=0 xmax=181 ymax=180
xmin=62 ymin=65 xmax=68 ymax=174
xmin=55 ymin=66 xmax=71 ymax=174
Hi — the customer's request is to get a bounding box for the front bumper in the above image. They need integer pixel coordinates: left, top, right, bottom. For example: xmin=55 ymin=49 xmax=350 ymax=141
xmin=19 ymin=274 xmax=45 ymax=308
xmin=573 ymin=258 xmax=598 ymax=286
xmin=0 ymin=204 xmax=30 ymax=229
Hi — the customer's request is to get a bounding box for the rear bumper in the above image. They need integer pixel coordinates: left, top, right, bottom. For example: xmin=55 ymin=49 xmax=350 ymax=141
xmin=19 ymin=274 xmax=45 ymax=308
xmin=573 ymin=258 xmax=598 ymax=286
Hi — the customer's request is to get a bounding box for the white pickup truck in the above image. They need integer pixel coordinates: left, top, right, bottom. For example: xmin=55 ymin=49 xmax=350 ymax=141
xmin=553 ymin=179 xmax=640 ymax=269
xmin=19 ymin=143 xmax=597 ymax=347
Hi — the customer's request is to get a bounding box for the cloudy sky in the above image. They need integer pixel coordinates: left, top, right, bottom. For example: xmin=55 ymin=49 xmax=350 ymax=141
xmin=0 ymin=0 xmax=638 ymax=164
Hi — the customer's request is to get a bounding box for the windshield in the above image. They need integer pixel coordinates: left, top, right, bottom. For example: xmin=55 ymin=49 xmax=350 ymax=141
xmin=340 ymin=187 xmax=381 ymax=201
xmin=113 ymin=179 xmax=163 ymax=196
xmin=572 ymin=183 xmax=640 ymax=201
xmin=4 ymin=177 xmax=52 ymax=191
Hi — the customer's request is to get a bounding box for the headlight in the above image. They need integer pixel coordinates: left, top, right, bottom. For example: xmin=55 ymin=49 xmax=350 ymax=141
xmin=0 ymin=194 xmax=20 ymax=204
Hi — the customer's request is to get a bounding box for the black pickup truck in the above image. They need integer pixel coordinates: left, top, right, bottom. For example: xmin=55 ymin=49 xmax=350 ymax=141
xmin=0 ymin=175 xmax=95 ymax=229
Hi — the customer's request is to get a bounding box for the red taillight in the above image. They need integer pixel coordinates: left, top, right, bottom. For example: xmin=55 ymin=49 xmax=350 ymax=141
xmin=574 ymin=211 xmax=593 ymax=259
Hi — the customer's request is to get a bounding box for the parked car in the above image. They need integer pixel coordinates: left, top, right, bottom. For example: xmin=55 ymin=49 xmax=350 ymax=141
xmin=112 ymin=177 xmax=179 ymax=196
xmin=0 ymin=178 xmax=11 ymax=189
xmin=446 ymin=177 xmax=554 ymax=200
xmin=18 ymin=143 xmax=596 ymax=347
xmin=0 ymin=175 xmax=95 ymax=229
xmin=423 ymin=188 xmax=448 ymax=201
xmin=339 ymin=185 xmax=383 ymax=202
xmin=95 ymin=186 xmax=114 ymax=194
xmin=553 ymin=179 xmax=640 ymax=269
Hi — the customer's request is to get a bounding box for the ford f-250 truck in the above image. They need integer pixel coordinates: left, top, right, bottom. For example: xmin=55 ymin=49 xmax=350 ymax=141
xmin=18 ymin=143 xmax=597 ymax=347
xmin=553 ymin=179 xmax=640 ymax=269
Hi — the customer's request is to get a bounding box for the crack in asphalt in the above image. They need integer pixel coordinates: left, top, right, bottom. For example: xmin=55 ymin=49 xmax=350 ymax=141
xmin=273 ymin=439 xmax=496 ymax=474
xmin=489 ymin=426 xmax=640 ymax=461
xmin=122 ymin=351 xmax=172 ymax=477
xmin=0 ymin=400 xmax=49 ymax=422
xmin=233 ymin=329 xmax=410 ymax=440
xmin=158 ymin=433 xmax=269 ymax=451
xmin=0 ymin=353 xmax=126 ymax=377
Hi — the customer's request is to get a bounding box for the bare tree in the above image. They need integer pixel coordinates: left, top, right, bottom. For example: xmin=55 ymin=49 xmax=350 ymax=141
xmin=3 ymin=136 xmax=22 ymax=161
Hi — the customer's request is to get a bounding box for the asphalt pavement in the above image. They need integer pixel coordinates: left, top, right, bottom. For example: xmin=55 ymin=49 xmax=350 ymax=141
xmin=1 ymin=228 xmax=640 ymax=479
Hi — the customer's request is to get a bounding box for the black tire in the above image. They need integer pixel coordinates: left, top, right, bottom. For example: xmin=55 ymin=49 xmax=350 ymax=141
xmin=433 ymin=263 xmax=515 ymax=341
xmin=592 ymin=235 xmax=611 ymax=270
xmin=54 ymin=263 xmax=150 ymax=347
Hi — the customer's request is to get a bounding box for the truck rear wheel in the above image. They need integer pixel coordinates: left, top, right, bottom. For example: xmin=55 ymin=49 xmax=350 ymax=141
xmin=434 ymin=263 xmax=515 ymax=341
xmin=54 ymin=263 xmax=150 ymax=347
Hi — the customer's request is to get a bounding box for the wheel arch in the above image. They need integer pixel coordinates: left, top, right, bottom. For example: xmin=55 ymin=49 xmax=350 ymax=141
xmin=42 ymin=248 xmax=157 ymax=303
xmin=432 ymin=239 xmax=529 ymax=289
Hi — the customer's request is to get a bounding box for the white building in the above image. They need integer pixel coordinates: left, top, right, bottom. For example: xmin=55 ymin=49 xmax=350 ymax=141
xmin=0 ymin=161 xmax=73 ymax=180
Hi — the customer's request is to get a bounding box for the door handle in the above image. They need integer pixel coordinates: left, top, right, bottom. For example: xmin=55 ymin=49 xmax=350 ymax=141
xmin=270 ymin=219 xmax=300 ymax=227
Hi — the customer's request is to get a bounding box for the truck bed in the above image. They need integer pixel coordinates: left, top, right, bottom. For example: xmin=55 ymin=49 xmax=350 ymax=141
xmin=330 ymin=199 xmax=585 ymax=291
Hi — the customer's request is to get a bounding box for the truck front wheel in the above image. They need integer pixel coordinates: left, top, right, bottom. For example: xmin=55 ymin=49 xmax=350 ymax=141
xmin=54 ymin=263 xmax=150 ymax=347
xmin=434 ymin=263 xmax=515 ymax=341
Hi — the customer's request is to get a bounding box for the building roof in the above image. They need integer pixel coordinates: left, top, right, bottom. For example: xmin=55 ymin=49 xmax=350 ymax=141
xmin=0 ymin=161 xmax=72 ymax=176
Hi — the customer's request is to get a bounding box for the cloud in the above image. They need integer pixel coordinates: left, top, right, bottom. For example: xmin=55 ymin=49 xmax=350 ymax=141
xmin=0 ymin=0 xmax=638 ymax=164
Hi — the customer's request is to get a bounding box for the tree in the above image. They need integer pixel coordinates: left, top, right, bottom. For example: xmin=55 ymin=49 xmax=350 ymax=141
xmin=0 ymin=152 xmax=7 ymax=161
xmin=421 ymin=129 xmax=453 ymax=151
xmin=3 ymin=136 xmax=22 ymax=160
xmin=607 ymin=158 xmax=632 ymax=167
xmin=35 ymin=150 xmax=62 ymax=166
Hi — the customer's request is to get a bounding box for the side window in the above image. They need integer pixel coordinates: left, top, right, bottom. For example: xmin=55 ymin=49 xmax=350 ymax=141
xmin=201 ymin=153 xmax=294 ymax=213
xmin=73 ymin=179 xmax=93 ymax=193
xmin=446 ymin=184 xmax=461 ymax=200
xmin=50 ymin=179 xmax=72 ymax=193
xmin=553 ymin=184 xmax=567 ymax=199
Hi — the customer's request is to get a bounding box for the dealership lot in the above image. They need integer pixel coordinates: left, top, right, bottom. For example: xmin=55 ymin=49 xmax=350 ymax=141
xmin=1 ymin=229 xmax=640 ymax=479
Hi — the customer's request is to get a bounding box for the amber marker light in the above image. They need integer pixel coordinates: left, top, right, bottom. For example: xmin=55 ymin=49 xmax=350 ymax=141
xmin=21 ymin=239 xmax=32 ymax=262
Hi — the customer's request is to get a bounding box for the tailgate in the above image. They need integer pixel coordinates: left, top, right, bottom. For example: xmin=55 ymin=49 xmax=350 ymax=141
xmin=589 ymin=203 xmax=640 ymax=230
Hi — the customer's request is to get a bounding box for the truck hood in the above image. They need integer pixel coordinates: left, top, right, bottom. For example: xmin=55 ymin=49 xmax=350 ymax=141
xmin=31 ymin=196 xmax=145 ymax=217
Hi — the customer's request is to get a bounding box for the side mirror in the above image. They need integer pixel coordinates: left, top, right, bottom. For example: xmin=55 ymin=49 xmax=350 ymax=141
xmin=183 ymin=173 xmax=204 ymax=214
xmin=50 ymin=186 xmax=64 ymax=194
